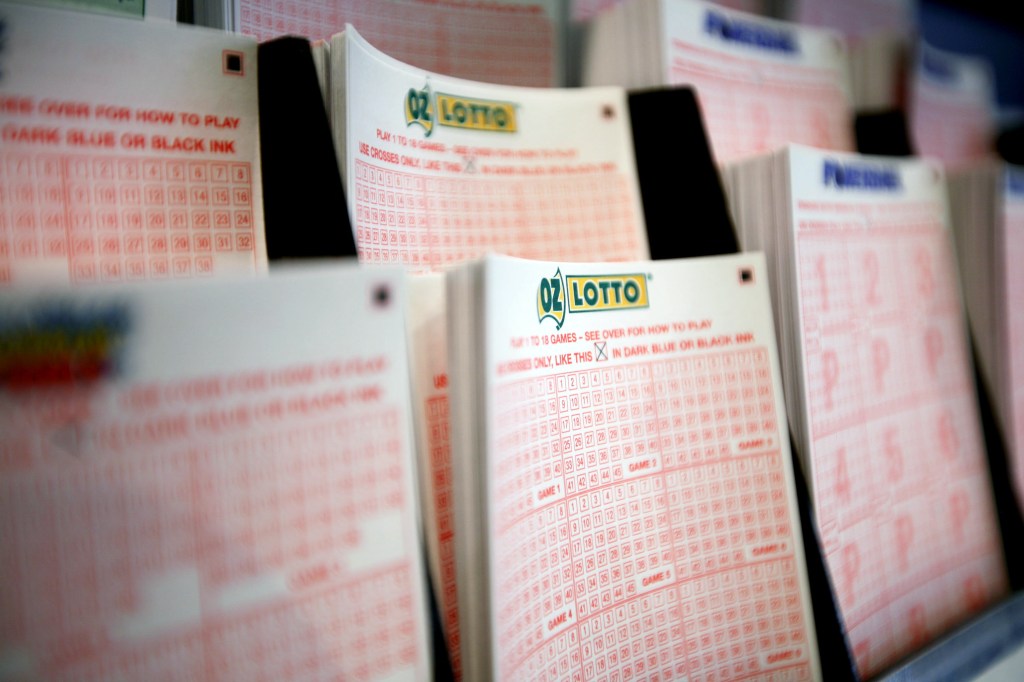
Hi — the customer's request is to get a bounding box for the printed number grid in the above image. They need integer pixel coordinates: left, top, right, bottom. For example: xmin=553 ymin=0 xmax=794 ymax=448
xmin=492 ymin=349 xmax=812 ymax=682
xmin=571 ymin=0 xmax=619 ymax=20
xmin=573 ymin=0 xmax=763 ymax=21
xmin=796 ymin=220 xmax=1007 ymax=677
xmin=911 ymin=84 xmax=994 ymax=166
xmin=238 ymin=0 xmax=554 ymax=87
xmin=0 ymin=403 xmax=419 ymax=681
xmin=0 ymin=153 xmax=256 ymax=284
xmin=670 ymin=44 xmax=853 ymax=164
xmin=797 ymin=0 xmax=914 ymax=35
xmin=354 ymin=159 xmax=644 ymax=272
xmin=425 ymin=394 xmax=463 ymax=679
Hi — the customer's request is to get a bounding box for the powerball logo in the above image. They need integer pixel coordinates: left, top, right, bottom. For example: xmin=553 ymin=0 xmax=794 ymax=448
xmin=0 ymin=302 xmax=131 ymax=389
xmin=537 ymin=268 xmax=649 ymax=330
xmin=405 ymin=81 xmax=518 ymax=138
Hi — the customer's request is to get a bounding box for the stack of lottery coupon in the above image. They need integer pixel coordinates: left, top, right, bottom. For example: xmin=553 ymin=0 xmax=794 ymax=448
xmin=723 ymin=143 xmax=1009 ymax=677
xmin=328 ymin=24 xmax=657 ymax=678
xmin=582 ymin=0 xmax=855 ymax=163
xmin=0 ymin=265 xmax=431 ymax=680
xmin=908 ymin=41 xmax=998 ymax=167
xmin=447 ymin=252 xmax=822 ymax=681
xmin=197 ymin=0 xmax=564 ymax=87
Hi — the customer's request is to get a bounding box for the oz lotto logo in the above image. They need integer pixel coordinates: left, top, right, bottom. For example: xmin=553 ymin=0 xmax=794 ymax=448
xmin=537 ymin=268 xmax=566 ymax=330
xmin=405 ymin=81 xmax=517 ymax=138
xmin=538 ymin=268 xmax=650 ymax=330
xmin=405 ymin=83 xmax=434 ymax=137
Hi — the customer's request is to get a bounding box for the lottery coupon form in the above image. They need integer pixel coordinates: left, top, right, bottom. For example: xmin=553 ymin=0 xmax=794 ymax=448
xmin=0 ymin=2 xmax=266 ymax=285
xmin=583 ymin=0 xmax=854 ymax=164
xmin=200 ymin=0 xmax=561 ymax=87
xmin=909 ymin=41 xmax=998 ymax=168
xmin=0 ymin=266 xmax=430 ymax=680
xmin=336 ymin=25 xmax=651 ymax=678
xmin=448 ymin=253 xmax=821 ymax=681
xmin=333 ymin=25 xmax=648 ymax=271
xmin=726 ymin=144 xmax=1008 ymax=678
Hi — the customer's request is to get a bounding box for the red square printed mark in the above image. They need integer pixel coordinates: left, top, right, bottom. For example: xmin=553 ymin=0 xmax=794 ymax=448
xmin=191 ymin=187 xmax=210 ymax=205
xmin=167 ymin=161 xmax=187 ymax=182
xmin=173 ymin=257 xmax=192 ymax=276
xmin=169 ymin=209 xmax=188 ymax=229
xmin=149 ymin=235 xmax=169 ymax=253
xmin=223 ymin=50 xmax=245 ymax=76
xmin=145 ymin=185 xmax=166 ymax=205
xmin=230 ymin=164 xmax=250 ymax=183
xmin=100 ymin=259 xmax=122 ymax=281
xmin=100 ymin=236 xmax=120 ymax=256
xmin=124 ymin=235 xmax=145 ymax=255
xmin=196 ymin=256 xmax=214 ymax=276
xmin=211 ymin=163 xmax=229 ymax=183
xmin=146 ymin=210 xmax=167 ymax=230
xmin=43 ymin=237 xmax=66 ymax=257
xmin=122 ymin=209 xmax=143 ymax=230
xmin=171 ymin=234 xmax=191 ymax=253
xmin=168 ymin=186 xmax=188 ymax=206
xmin=143 ymin=160 xmax=163 ymax=181
xmin=120 ymin=185 xmax=142 ymax=206
xmin=71 ymin=235 xmax=93 ymax=253
xmin=73 ymin=262 xmax=96 ymax=281
xmin=126 ymin=259 xmax=147 ymax=280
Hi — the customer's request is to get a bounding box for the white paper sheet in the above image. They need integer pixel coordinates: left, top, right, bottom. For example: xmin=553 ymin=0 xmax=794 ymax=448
xmin=337 ymin=25 xmax=648 ymax=272
xmin=662 ymin=0 xmax=854 ymax=163
xmin=339 ymin=27 xmax=652 ymax=677
xmin=462 ymin=253 xmax=821 ymax=681
xmin=228 ymin=0 xmax=562 ymax=87
xmin=785 ymin=145 xmax=1007 ymax=677
xmin=0 ymin=265 xmax=430 ymax=681
xmin=909 ymin=41 xmax=997 ymax=167
xmin=0 ymin=3 xmax=266 ymax=285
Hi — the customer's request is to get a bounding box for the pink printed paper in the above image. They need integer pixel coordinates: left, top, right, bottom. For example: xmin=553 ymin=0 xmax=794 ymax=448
xmin=909 ymin=42 xmax=997 ymax=168
xmin=237 ymin=0 xmax=557 ymax=87
xmin=456 ymin=253 xmax=821 ymax=680
xmin=0 ymin=3 xmax=266 ymax=285
xmin=339 ymin=27 xmax=648 ymax=273
xmin=665 ymin=0 xmax=854 ymax=163
xmin=0 ymin=267 xmax=430 ymax=681
xmin=787 ymin=147 xmax=1007 ymax=676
